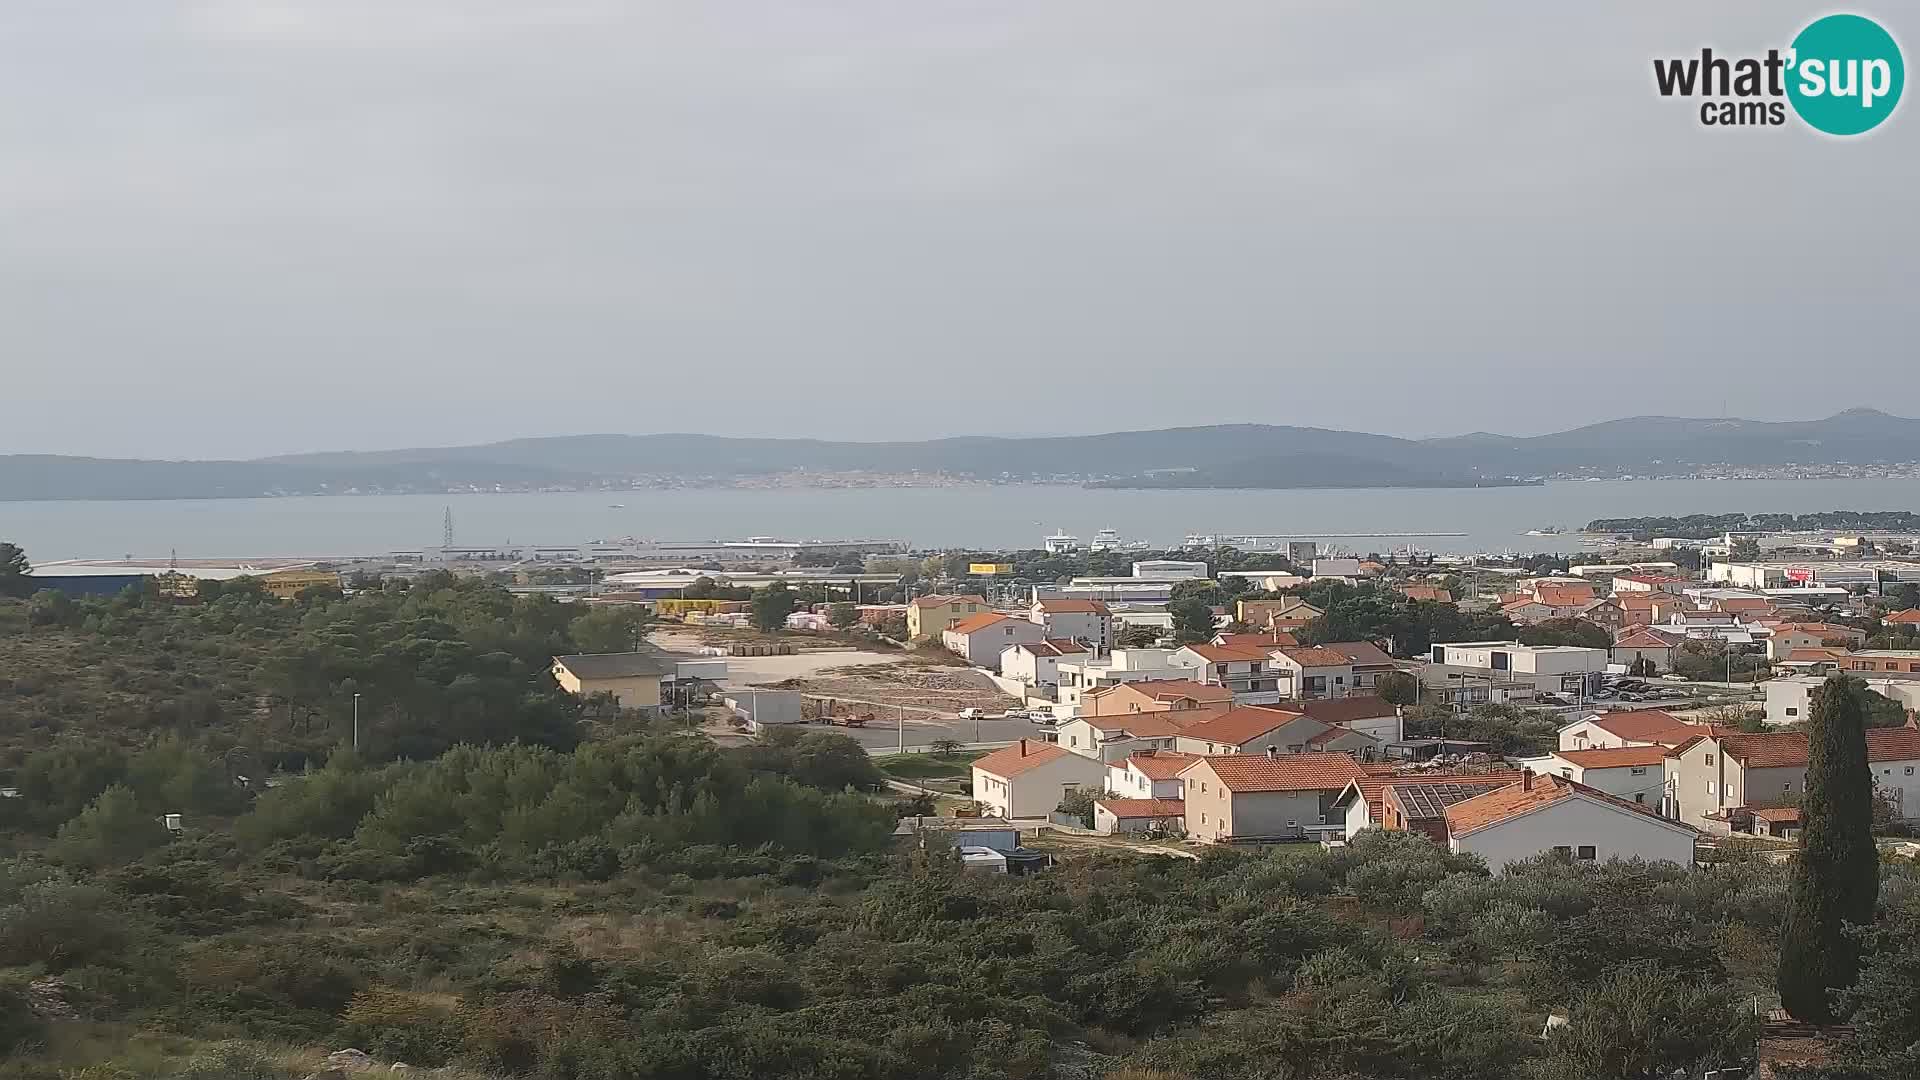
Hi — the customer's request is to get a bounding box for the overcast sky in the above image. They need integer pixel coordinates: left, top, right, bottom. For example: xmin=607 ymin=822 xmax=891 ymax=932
xmin=2 ymin=2 xmax=1912 ymax=459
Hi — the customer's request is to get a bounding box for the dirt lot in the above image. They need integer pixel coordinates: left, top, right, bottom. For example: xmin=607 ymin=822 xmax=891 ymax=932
xmin=650 ymin=631 xmax=1006 ymax=714
xmin=773 ymin=662 xmax=1011 ymax=715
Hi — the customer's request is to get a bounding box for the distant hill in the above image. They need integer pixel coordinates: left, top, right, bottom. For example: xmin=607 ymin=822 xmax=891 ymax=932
xmin=4 ymin=408 xmax=1918 ymax=500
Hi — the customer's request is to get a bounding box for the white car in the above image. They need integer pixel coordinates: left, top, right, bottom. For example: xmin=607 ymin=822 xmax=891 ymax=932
xmin=1661 ymin=674 xmax=1689 ymax=682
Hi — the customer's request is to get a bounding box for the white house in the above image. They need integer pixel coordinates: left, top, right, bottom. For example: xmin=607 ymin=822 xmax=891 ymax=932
xmin=999 ymin=639 xmax=1089 ymax=687
xmin=1104 ymin=749 xmax=1198 ymax=799
xmin=1540 ymin=746 xmax=1670 ymax=805
xmin=1056 ymin=710 xmax=1203 ymax=762
xmin=1029 ymin=599 xmax=1115 ymax=653
xmin=942 ymin=612 xmax=1046 ymax=668
xmin=970 ymin=739 xmax=1108 ymax=819
xmin=1054 ymin=648 xmax=1188 ymax=712
xmin=1171 ymin=643 xmax=1290 ymax=704
xmin=1557 ymin=709 xmax=1714 ymax=752
xmin=1092 ymin=797 xmax=1187 ymax=835
xmin=1268 ymin=646 xmax=1356 ymax=700
xmin=1442 ymin=772 xmax=1699 ymax=873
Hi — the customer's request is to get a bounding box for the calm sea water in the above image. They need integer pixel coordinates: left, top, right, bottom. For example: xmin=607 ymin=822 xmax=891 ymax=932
xmin=5 ymin=478 xmax=1920 ymax=562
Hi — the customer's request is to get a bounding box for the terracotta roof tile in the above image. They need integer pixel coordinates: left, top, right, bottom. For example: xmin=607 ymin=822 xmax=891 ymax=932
xmin=1554 ymin=746 xmax=1671 ymax=769
xmin=1080 ymin=712 xmax=1209 ymax=738
xmin=1613 ymin=628 xmax=1681 ymax=649
xmin=945 ymin=612 xmax=1014 ymax=635
xmin=1275 ymin=646 xmax=1353 ymax=668
xmin=1443 ymin=773 xmax=1695 ymax=838
xmin=1581 ymin=709 xmax=1701 ymax=745
xmin=1119 ymin=750 xmax=1200 ymax=779
xmin=1887 ymin=609 xmax=1920 ymax=624
xmin=1338 ymin=768 xmax=1528 ymax=825
xmin=1291 ymin=695 xmax=1398 ymax=725
xmin=1178 ymin=707 xmax=1305 ymax=746
xmin=1700 ymin=727 xmax=1920 ymax=769
xmin=1185 ymin=753 xmax=1366 ymax=793
xmin=1035 ymin=599 xmax=1112 ymax=615
xmin=1094 ymin=797 xmax=1186 ymax=819
xmin=972 ymin=739 xmax=1074 ymax=779
xmin=1216 ymin=632 xmax=1300 ymax=649
xmin=1317 ymin=640 xmax=1397 ymax=667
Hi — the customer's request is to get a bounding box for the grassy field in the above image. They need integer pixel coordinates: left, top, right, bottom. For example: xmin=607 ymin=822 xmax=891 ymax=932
xmin=872 ymin=750 xmax=984 ymax=780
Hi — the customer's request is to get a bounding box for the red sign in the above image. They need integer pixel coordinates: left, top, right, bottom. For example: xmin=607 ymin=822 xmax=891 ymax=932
xmin=1786 ymin=568 xmax=1813 ymax=583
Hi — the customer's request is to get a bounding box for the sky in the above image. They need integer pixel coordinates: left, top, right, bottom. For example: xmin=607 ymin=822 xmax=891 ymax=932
xmin=2 ymin=2 xmax=1913 ymax=459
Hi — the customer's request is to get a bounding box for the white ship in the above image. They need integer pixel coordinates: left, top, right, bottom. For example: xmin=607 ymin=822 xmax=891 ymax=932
xmin=1089 ymin=528 xmax=1122 ymax=551
xmin=1044 ymin=529 xmax=1080 ymax=554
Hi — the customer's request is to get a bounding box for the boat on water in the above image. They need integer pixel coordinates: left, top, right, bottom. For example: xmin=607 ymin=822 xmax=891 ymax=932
xmin=1089 ymin=527 xmax=1122 ymax=551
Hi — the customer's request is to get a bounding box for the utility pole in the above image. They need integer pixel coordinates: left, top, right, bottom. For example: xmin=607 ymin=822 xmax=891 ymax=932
xmin=352 ymin=693 xmax=361 ymax=749
xmin=897 ymin=704 xmax=904 ymax=754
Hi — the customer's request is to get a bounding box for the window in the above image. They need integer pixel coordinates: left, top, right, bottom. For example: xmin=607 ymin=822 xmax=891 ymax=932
xmin=1787 ymin=707 xmax=1798 ymax=716
xmin=1907 ymin=767 xmax=1916 ymax=776
xmin=1286 ymin=819 xmax=1297 ymax=828
xmin=1784 ymin=782 xmax=1794 ymax=792
xmin=1069 ymin=736 xmax=1078 ymax=747
xmin=1630 ymin=766 xmax=1647 ymax=776
xmin=1577 ymin=845 xmax=1597 ymax=861
xmin=1200 ymin=812 xmax=1207 ymax=824
xmin=1317 ymin=814 xmax=1327 ymax=824
xmin=1635 ymin=793 xmax=1646 ymax=804
xmin=1705 ymin=753 xmax=1715 ymax=766
xmin=1706 ymin=780 xmax=1715 ymax=795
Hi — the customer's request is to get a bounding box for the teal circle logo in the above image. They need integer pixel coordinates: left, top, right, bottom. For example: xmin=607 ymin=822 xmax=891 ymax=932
xmin=1787 ymin=14 xmax=1904 ymax=135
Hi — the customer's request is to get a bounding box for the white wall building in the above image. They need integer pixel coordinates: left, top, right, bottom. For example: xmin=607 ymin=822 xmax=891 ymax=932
xmin=1054 ymin=648 xmax=1189 ymax=713
xmin=999 ymin=639 xmax=1090 ymax=688
xmin=1030 ymin=599 xmax=1115 ymax=653
xmin=1442 ymin=773 xmax=1699 ymax=873
xmin=1130 ymin=560 xmax=1209 ymax=580
xmin=970 ymin=739 xmax=1108 ymax=818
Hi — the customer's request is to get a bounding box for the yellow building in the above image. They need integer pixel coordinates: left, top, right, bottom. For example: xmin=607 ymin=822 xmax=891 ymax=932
xmin=654 ymin=598 xmax=750 ymax=618
xmin=551 ymin=652 xmax=669 ymax=713
xmin=262 ymin=568 xmax=341 ymax=600
xmin=906 ymin=594 xmax=991 ymax=641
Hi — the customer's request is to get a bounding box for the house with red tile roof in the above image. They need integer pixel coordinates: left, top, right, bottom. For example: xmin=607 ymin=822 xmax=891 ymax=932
xmin=1173 ymin=707 xmax=1377 ymax=758
xmin=1398 ymin=584 xmax=1454 ymax=604
xmin=1179 ymin=753 xmax=1366 ymax=842
xmin=1081 ymin=678 xmax=1232 ymax=716
xmin=1104 ymin=749 xmax=1200 ymax=800
xmin=1442 ymin=772 xmax=1699 ymax=872
xmin=1092 ymin=797 xmax=1186 ymax=835
xmin=1665 ymin=723 xmax=1920 ymax=830
xmin=1611 ymin=626 xmax=1684 ymax=673
xmin=1268 ymin=646 xmax=1357 ymax=700
xmin=1332 ymin=768 xmax=1527 ymax=838
xmin=1762 ymin=622 xmax=1867 ymax=662
xmin=1057 ymin=706 xmax=1218 ymax=763
xmin=942 ymin=612 xmax=1045 ymax=667
xmin=999 ymin=638 xmax=1089 ymax=687
xmin=1171 ymin=643 xmax=1289 ymax=704
xmin=907 ymin=594 xmax=990 ymax=641
xmin=1313 ymin=640 xmax=1401 ymax=691
xmin=1029 ymin=598 xmax=1114 ymax=653
xmin=1885 ymin=608 xmax=1920 ymax=627
xmin=1556 ymin=709 xmax=1719 ymax=753
xmin=1540 ymin=745 xmax=1670 ymax=805
xmin=970 ymin=739 xmax=1107 ymax=819
xmin=1214 ymin=630 xmax=1301 ymax=650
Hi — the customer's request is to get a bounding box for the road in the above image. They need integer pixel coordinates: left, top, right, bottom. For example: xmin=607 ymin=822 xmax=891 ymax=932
xmin=835 ymin=713 xmax=1058 ymax=753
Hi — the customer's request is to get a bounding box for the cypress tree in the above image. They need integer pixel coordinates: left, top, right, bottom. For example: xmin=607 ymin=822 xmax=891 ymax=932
xmin=1777 ymin=674 xmax=1879 ymax=1022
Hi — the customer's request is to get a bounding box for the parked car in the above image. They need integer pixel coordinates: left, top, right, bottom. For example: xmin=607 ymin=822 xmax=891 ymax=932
xmin=957 ymin=708 xmax=985 ymax=721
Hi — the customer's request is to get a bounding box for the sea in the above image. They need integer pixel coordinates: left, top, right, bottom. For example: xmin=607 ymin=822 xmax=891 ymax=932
xmin=5 ymin=478 xmax=1920 ymax=562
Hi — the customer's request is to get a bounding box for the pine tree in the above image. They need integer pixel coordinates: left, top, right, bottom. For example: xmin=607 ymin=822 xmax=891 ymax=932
xmin=1777 ymin=674 xmax=1879 ymax=1022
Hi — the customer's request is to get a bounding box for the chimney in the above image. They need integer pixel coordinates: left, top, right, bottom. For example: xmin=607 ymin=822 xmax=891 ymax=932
xmin=1265 ymin=745 xmax=1278 ymax=759
xmin=1521 ymin=768 xmax=1534 ymax=791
